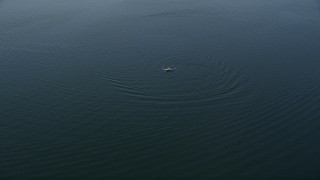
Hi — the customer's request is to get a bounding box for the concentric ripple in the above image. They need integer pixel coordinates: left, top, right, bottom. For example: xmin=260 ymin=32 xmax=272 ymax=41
xmin=103 ymin=56 xmax=249 ymax=106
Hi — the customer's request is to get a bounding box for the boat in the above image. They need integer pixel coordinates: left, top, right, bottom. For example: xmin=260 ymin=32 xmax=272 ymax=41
xmin=163 ymin=67 xmax=175 ymax=72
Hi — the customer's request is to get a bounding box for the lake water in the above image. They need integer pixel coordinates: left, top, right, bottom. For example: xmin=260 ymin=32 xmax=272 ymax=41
xmin=1 ymin=0 xmax=320 ymax=178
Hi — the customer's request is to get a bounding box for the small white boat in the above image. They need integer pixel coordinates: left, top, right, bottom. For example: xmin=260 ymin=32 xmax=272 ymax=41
xmin=163 ymin=67 xmax=175 ymax=72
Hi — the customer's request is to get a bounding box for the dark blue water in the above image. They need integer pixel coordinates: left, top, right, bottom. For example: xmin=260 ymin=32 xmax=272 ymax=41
xmin=1 ymin=0 xmax=320 ymax=178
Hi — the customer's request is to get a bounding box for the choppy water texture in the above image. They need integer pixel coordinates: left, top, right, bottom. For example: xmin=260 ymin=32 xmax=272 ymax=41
xmin=1 ymin=0 xmax=320 ymax=178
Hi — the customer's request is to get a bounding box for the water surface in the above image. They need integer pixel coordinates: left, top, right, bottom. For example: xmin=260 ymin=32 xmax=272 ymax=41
xmin=1 ymin=0 xmax=320 ymax=178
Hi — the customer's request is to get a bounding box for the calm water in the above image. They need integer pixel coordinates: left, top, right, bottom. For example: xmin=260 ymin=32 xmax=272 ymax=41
xmin=1 ymin=0 xmax=320 ymax=178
